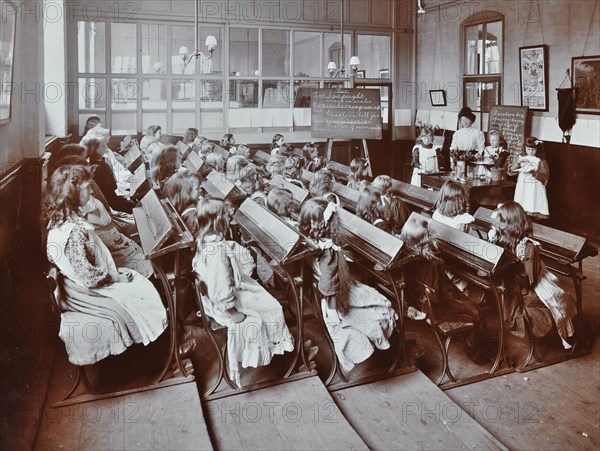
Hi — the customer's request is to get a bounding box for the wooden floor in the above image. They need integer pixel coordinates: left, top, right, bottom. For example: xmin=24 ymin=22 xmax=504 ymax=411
xmin=35 ymin=380 xmax=212 ymax=450
xmin=205 ymin=375 xmax=368 ymax=450
xmin=2 ymin=244 xmax=599 ymax=450
xmin=333 ymin=370 xmax=507 ymax=450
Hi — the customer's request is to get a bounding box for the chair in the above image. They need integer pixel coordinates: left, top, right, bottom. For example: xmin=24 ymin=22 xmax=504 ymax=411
xmin=417 ymin=280 xmax=476 ymax=386
xmin=44 ymin=264 xmax=193 ymax=408
xmin=44 ymin=266 xmax=100 ymax=406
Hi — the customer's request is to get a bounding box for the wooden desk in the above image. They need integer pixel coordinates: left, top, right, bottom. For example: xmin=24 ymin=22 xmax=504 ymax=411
xmin=421 ymin=173 xmax=516 ymax=213
xmin=133 ymin=190 xmax=196 ymax=384
xmin=390 ymin=179 xmax=438 ymax=213
xmin=333 ymin=208 xmax=418 ymax=388
xmin=473 ymin=207 xmax=598 ymax=316
xmin=411 ymin=212 xmax=518 ymax=386
xmin=233 ymin=199 xmax=319 ymax=390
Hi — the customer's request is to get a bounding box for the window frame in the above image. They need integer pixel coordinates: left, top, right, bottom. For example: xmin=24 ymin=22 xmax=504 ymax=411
xmin=461 ymin=11 xmax=504 ymax=113
xmin=70 ymin=19 xmax=393 ymax=137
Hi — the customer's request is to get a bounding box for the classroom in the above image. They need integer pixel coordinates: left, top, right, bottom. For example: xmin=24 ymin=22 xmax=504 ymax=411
xmin=1 ymin=0 xmax=599 ymax=449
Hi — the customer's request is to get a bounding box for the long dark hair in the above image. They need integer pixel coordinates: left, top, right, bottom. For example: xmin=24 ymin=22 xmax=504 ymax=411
xmin=400 ymin=217 xmax=438 ymax=260
xmin=491 ymin=201 xmax=533 ymax=252
xmin=196 ymin=197 xmax=231 ymax=246
xmin=309 ymin=169 xmax=335 ymax=198
xmin=44 ymin=165 xmax=91 ymax=228
xmin=151 ymin=146 xmax=180 ymax=184
xmin=163 ymin=172 xmax=201 ymax=214
xmin=435 ymin=180 xmax=468 ymax=218
xmin=356 ymin=187 xmax=385 ymax=224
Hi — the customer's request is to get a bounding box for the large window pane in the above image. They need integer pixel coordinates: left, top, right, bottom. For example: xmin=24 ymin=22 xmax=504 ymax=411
xmin=78 ymin=78 xmax=106 ymax=110
xmin=111 ymin=79 xmax=137 ymax=133
xmin=229 ymin=80 xmax=259 ymax=108
xmin=200 ymin=81 xmax=223 ymax=133
xmin=198 ymin=27 xmax=224 ymax=75
xmin=293 ymin=81 xmax=319 ymax=107
xmin=78 ymin=22 xmax=105 ymax=73
xmin=111 ymin=23 xmax=136 ymax=73
xmin=172 ymin=26 xmax=196 ymax=75
xmin=263 ymin=30 xmax=290 ymax=77
xmin=172 ymin=79 xmax=196 ymax=133
xmin=357 ymin=35 xmax=391 ymax=79
xmin=263 ymin=81 xmax=290 ymax=108
xmin=464 ymin=81 xmax=499 ymax=112
xmin=199 ymin=80 xmax=223 ymax=103
xmin=485 ymin=21 xmax=501 ymax=74
xmin=142 ymin=79 xmax=166 ymax=106
xmin=323 ymin=33 xmax=350 ymax=77
xmin=465 ymin=24 xmax=482 ymax=75
xmin=172 ymin=79 xmax=195 ymax=101
xmin=142 ymin=24 xmax=167 ymax=74
xmin=230 ymin=28 xmax=258 ymax=77
xmin=294 ymin=32 xmax=320 ymax=77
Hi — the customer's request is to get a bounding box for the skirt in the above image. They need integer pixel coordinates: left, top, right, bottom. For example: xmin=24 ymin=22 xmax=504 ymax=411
xmin=321 ymin=282 xmax=397 ymax=372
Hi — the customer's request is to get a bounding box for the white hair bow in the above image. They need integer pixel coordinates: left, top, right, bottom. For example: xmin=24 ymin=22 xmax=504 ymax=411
xmin=323 ymin=202 xmax=337 ymax=223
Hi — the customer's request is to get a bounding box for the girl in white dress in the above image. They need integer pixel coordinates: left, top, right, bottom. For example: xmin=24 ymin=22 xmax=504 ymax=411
xmin=411 ymin=127 xmax=440 ymax=187
xmin=192 ymin=197 xmax=294 ymax=386
xmin=511 ymin=137 xmax=550 ymax=220
xmin=45 ymin=165 xmax=167 ymax=365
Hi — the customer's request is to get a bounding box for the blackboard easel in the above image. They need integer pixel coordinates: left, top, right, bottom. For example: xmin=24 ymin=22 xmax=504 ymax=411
xmin=325 ymin=138 xmax=373 ymax=177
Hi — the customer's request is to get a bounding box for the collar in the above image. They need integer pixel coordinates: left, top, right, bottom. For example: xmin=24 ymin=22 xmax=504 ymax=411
xmin=317 ymin=238 xmax=341 ymax=251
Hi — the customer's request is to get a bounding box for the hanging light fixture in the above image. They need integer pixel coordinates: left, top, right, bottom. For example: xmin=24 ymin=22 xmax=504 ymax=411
xmin=327 ymin=0 xmax=360 ymax=78
xmin=181 ymin=0 xmax=218 ymax=68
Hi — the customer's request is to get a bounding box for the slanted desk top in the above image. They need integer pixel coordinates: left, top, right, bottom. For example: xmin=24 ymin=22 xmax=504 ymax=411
xmin=421 ymin=173 xmax=516 ymax=213
xmin=234 ymin=198 xmax=317 ymax=265
xmin=133 ymin=190 xmax=194 ymax=259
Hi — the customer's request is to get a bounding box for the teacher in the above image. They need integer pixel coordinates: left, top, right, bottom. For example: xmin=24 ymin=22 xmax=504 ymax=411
xmin=450 ymin=107 xmax=485 ymax=153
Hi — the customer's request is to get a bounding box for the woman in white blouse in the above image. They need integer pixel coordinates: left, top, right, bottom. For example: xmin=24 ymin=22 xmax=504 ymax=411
xmin=450 ymin=107 xmax=485 ymax=154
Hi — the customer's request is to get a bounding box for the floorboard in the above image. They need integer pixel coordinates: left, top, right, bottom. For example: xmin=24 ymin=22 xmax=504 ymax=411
xmin=35 ymin=382 xmax=212 ymax=451
xmin=204 ymin=375 xmax=368 ymax=451
xmin=333 ymin=370 xmax=507 ymax=450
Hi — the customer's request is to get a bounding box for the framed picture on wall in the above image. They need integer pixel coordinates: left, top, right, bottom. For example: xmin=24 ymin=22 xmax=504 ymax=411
xmin=519 ymin=44 xmax=549 ymax=112
xmin=0 ymin=0 xmax=17 ymax=125
xmin=572 ymin=55 xmax=600 ymax=115
xmin=429 ymin=89 xmax=447 ymax=107
xmin=379 ymin=69 xmax=389 ymax=79
xmin=355 ymin=70 xmax=366 ymax=79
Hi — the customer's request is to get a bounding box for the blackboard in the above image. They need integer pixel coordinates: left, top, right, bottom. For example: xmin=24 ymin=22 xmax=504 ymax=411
xmin=311 ymin=88 xmax=382 ymax=140
xmin=488 ymin=105 xmax=529 ymax=153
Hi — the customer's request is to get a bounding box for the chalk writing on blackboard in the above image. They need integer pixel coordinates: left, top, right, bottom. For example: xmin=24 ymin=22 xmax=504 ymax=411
xmin=488 ymin=105 xmax=529 ymax=153
xmin=311 ymin=89 xmax=382 ymax=140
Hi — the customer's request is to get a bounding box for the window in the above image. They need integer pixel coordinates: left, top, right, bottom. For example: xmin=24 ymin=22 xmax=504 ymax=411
xmin=462 ymin=12 xmax=503 ymax=112
xmin=263 ymin=30 xmax=290 ymax=77
xmin=111 ymin=23 xmax=137 ymax=74
xmin=72 ymin=20 xmax=389 ymax=136
xmin=77 ymin=22 xmax=105 ymax=73
xmin=357 ymin=34 xmax=391 ymax=79
xmin=323 ymin=32 xmax=350 ymax=78
xmin=141 ymin=24 xmax=167 ymax=74
xmin=294 ymin=32 xmax=320 ymax=77
xmin=230 ymin=28 xmax=259 ymax=77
